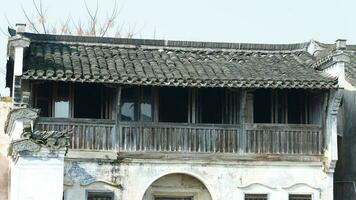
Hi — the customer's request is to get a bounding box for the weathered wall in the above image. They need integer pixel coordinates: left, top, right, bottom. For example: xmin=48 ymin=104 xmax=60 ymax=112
xmin=335 ymin=89 xmax=356 ymax=200
xmin=0 ymin=97 xmax=11 ymax=200
xmin=64 ymin=161 xmax=121 ymax=200
xmin=143 ymin=173 xmax=212 ymax=200
xmin=63 ymin=159 xmax=332 ymax=200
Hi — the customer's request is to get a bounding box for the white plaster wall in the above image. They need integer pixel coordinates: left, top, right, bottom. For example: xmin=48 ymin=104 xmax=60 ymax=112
xmin=10 ymin=156 xmax=64 ymax=200
xmin=63 ymin=161 xmax=121 ymax=200
xmin=120 ymin=160 xmax=330 ymax=200
xmin=63 ymin=159 xmax=334 ymax=200
xmin=64 ymin=182 xmax=119 ymax=200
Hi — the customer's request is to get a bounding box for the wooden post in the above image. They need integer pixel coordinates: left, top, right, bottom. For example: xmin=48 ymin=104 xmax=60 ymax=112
xmin=192 ymin=88 xmax=196 ymax=123
xmin=115 ymin=86 xmax=122 ymax=150
xmin=153 ymin=87 xmax=159 ymax=122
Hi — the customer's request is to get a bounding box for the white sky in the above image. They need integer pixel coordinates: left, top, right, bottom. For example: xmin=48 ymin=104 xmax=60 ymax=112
xmin=0 ymin=0 xmax=355 ymax=96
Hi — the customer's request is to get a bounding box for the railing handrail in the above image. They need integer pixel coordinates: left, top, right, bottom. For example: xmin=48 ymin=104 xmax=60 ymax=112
xmin=35 ymin=117 xmax=323 ymax=155
xmin=244 ymin=123 xmax=322 ymax=130
xmin=118 ymin=121 xmax=241 ymax=129
xmin=37 ymin=117 xmax=322 ymax=130
xmin=37 ymin=117 xmax=115 ymax=125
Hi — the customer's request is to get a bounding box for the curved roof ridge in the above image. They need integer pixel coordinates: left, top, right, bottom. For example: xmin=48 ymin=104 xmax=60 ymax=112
xmin=11 ymin=29 xmax=310 ymax=52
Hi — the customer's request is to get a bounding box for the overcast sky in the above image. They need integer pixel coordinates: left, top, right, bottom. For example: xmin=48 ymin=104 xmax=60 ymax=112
xmin=0 ymin=0 xmax=355 ymax=96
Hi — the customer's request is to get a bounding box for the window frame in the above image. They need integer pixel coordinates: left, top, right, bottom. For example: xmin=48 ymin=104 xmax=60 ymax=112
xmin=120 ymin=86 xmax=154 ymax=122
xmin=288 ymin=193 xmax=313 ymax=200
xmin=253 ymin=89 xmax=322 ymax=125
xmin=52 ymin=82 xmax=73 ymax=118
xmin=85 ymin=190 xmax=114 ymax=200
xmin=154 ymin=196 xmax=193 ymax=200
xmin=244 ymin=193 xmax=269 ymax=200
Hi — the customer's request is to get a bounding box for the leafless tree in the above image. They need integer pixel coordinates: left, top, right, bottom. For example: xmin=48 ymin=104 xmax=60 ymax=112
xmin=15 ymin=0 xmax=144 ymax=38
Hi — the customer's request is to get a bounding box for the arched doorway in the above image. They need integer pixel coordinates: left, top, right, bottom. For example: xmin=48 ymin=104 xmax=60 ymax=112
xmin=142 ymin=173 xmax=212 ymax=200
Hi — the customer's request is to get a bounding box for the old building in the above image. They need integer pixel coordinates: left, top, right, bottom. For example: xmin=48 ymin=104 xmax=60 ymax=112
xmin=310 ymin=40 xmax=356 ymax=199
xmin=4 ymin=24 xmax=341 ymax=200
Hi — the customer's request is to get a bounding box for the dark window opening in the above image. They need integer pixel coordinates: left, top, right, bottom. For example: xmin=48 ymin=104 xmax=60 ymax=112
xmin=74 ymin=84 xmax=114 ymax=119
xmin=253 ymin=89 xmax=322 ymax=124
xmin=87 ymin=192 xmax=113 ymax=200
xmin=253 ymin=89 xmax=271 ymax=123
xmin=74 ymin=84 xmax=102 ymax=119
xmin=289 ymin=194 xmax=312 ymax=200
xmin=120 ymin=86 xmax=153 ymax=121
xmin=198 ymin=88 xmax=223 ymax=123
xmin=196 ymin=88 xmax=240 ymax=124
xmin=33 ymin=82 xmax=52 ymax=117
xmin=159 ymin=87 xmax=188 ymax=123
xmin=288 ymin=90 xmax=307 ymax=124
xmin=245 ymin=194 xmax=268 ymax=200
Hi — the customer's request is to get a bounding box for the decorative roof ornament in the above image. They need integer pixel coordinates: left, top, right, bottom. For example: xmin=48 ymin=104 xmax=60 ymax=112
xmin=9 ymin=129 xmax=71 ymax=159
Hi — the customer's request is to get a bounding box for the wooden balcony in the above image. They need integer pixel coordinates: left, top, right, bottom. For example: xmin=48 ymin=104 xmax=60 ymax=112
xmin=36 ymin=117 xmax=115 ymax=150
xmin=35 ymin=118 xmax=323 ymax=156
xmin=118 ymin=122 xmax=241 ymax=153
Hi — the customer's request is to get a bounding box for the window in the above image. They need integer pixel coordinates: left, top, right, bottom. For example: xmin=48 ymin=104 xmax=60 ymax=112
xmin=159 ymin=87 xmax=188 ymax=123
xmin=74 ymin=84 xmax=102 ymax=119
xmin=87 ymin=192 xmax=113 ymax=200
xmin=33 ymin=82 xmax=114 ymax=119
xmin=289 ymin=194 xmax=312 ymax=200
xmin=155 ymin=197 xmax=193 ymax=200
xmin=54 ymin=82 xmax=70 ymax=118
xmin=253 ymin=89 xmax=271 ymax=123
xmin=253 ymin=89 xmax=322 ymax=124
xmin=33 ymin=83 xmax=52 ymax=117
xmin=245 ymin=194 xmax=268 ymax=200
xmin=195 ymin=88 xmax=240 ymax=124
xmin=73 ymin=84 xmax=114 ymax=119
xmin=120 ymin=86 xmax=153 ymax=121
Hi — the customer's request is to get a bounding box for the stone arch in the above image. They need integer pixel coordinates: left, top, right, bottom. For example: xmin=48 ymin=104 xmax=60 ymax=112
xmin=140 ymin=172 xmax=214 ymax=200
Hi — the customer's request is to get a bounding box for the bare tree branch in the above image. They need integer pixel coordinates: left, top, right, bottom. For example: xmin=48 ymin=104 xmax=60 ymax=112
xmin=115 ymin=21 xmax=125 ymax=38
xmin=84 ymin=0 xmax=99 ymax=36
xmin=73 ymin=20 xmax=85 ymax=36
xmin=32 ymin=0 xmax=47 ymax=34
xmin=21 ymin=5 xmax=40 ymax=33
xmin=126 ymin=23 xmax=145 ymax=38
xmin=100 ymin=0 xmax=121 ymax=36
xmin=15 ymin=0 xmax=148 ymax=38
xmin=60 ymin=16 xmax=71 ymax=35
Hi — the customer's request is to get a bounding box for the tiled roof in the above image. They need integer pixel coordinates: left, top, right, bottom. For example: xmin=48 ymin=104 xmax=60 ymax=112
xmin=16 ymin=32 xmax=337 ymax=89
xmin=313 ymin=41 xmax=356 ymax=86
xmin=345 ymin=51 xmax=356 ymax=86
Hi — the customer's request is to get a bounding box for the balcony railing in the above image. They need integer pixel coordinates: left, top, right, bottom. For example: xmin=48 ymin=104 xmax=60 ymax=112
xmin=36 ymin=117 xmax=115 ymax=150
xmin=35 ymin=118 xmax=323 ymax=155
xmin=118 ymin=122 xmax=241 ymax=153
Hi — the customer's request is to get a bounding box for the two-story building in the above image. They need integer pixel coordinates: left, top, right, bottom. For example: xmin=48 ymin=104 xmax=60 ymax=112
xmin=4 ymin=24 xmax=341 ymax=200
